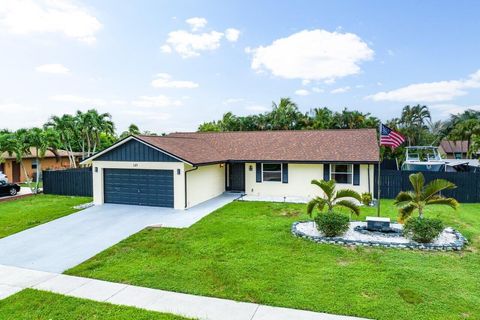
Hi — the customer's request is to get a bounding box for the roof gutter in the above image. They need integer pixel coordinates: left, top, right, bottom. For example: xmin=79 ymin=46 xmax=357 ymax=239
xmin=184 ymin=166 xmax=198 ymax=209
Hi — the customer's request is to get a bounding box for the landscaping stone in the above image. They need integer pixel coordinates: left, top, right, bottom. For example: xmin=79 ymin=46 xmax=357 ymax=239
xmin=73 ymin=202 xmax=94 ymax=210
xmin=292 ymin=221 xmax=467 ymax=251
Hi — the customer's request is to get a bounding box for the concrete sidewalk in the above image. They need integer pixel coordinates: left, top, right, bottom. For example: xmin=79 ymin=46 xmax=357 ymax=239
xmin=0 ymin=265 xmax=368 ymax=320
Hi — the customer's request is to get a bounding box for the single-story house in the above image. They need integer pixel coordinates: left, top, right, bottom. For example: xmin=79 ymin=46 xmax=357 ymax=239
xmin=439 ymin=140 xmax=479 ymax=159
xmin=81 ymin=129 xmax=379 ymax=209
xmin=0 ymin=148 xmax=82 ymax=183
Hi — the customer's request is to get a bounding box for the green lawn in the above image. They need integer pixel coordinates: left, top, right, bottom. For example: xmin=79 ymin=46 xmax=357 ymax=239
xmin=0 ymin=194 xmax=91 ymax=238
xmin=66 ymin=200 xmax=480 ymax=320
xmin=0 ymin=289 xmax=189 ymax=320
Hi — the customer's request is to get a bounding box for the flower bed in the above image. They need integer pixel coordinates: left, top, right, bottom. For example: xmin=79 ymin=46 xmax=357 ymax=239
xmin=292 ymin=221 xmax=467 ymax=251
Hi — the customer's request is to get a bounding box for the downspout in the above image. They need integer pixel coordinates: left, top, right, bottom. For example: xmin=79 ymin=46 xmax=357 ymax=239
xmin=184 ymin=166 xmax=198 ymax=209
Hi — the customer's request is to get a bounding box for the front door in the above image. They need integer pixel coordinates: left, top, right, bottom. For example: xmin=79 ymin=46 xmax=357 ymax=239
xmin=12 ymin=162 xmax=21 ymax=183
xmin=229 ymin=163 xmax=245 ymax=192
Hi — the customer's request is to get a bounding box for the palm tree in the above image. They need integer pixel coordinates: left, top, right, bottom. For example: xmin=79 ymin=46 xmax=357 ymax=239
xmin=28 ymin=128 xmax=60 ymax=193
xmin=399 ymin=105 xmax=431 ymax=146
xmin=269 ymin=98 xmax=305 ymax=130
xmin=1 ymin=129 xmax=32 ymax=187
xmin=45 ymin=114 xmax=78 ymax=167
xmin=307 ymin=179 xmax=362 ymax=218
xmin=394 ymin=172 xmax=459 ymax=222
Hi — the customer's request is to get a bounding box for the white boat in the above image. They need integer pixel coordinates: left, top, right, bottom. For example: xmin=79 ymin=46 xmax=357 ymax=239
xmin=401 ymin=146 xmax=446 ymax=172
xmin=401 ymin=146 xmax=480 ymax=172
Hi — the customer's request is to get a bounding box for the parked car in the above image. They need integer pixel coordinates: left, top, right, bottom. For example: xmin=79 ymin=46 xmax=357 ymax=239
xmin=0 ymin=171 xmax=7 ymax=183
xmin=0 ymin=180 xmax=20 ymax=197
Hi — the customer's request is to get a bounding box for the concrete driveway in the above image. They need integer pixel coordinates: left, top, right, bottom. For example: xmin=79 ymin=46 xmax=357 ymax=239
xmin=0 ymin=193 xmax=238 ymax=273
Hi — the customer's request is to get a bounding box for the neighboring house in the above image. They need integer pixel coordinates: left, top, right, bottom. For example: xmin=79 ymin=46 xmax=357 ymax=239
xmin=82 ymin=129 xmax=379 ymax=209
xmin=439 ymin=140 xmax=479 ymax=159
xmin=0 ymin=148 xmax=82 ymax=183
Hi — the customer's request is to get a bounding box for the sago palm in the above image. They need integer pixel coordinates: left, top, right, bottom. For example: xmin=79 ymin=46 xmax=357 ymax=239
xmin=394 ymin=172 xmax=459 ymax=221
xmin=307 ymin=179 xmax=362 ymax=218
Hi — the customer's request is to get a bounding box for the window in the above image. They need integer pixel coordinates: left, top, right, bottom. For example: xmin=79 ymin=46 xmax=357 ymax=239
xmin=331 ymin=164 xmax=353 ymax=184
xmin=32 ymin=159 xmax=39 ymax=170
xmin=262 ymin=163 xmax=282 ymax=182
xmin=454 ymin=153 xmax=463 ymax=159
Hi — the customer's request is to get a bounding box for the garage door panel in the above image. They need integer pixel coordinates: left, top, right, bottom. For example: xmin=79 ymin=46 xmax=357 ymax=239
xmin=104 ymin=169 xmax=174 ymax=207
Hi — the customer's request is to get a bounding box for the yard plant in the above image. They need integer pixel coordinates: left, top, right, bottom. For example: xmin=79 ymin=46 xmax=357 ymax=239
xmin=307 ymin=179 xmax=362 ymax=236
xmin=394 ymin=172 xmax=459 ymax=221
xmin=394 ymin=172 xmax=459 ymax=242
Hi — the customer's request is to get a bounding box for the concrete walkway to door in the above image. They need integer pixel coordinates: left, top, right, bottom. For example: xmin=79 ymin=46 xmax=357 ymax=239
xmin=0 ymin=193 xmax=239 ymax=273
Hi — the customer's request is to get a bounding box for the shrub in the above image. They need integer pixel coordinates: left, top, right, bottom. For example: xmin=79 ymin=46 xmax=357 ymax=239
xmin=403 ymin=217 xmax=444 ymax=243
xmin=361 ymin=193 xmax=373 ymax=206
xmin=315 ymin=212 xmax=350 ymax=237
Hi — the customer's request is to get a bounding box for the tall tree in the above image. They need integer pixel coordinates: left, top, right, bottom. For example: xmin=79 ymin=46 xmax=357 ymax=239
xmin=27 ymin=128 xmax=60 ymax=192
xmin=44 ymin=114 xmax=78 ymax=167
xmin=447 ymin=109 xmax=480 ymax=158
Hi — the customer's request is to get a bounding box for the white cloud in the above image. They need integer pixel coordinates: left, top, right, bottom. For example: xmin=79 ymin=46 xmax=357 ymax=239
xmin=223 ymin=98 xmax=244 ymax=105
xmin=160 ymin=44 xmax=172 ymax=53
xmin=366 ymin=70 xmax=480 ymax=102
xmin=49 ymin=94 xmax=106 ymax=106
xmin=430 ymin=104 xmax=480 ymax=117
xmin=330 ymin=86 xmax=350 ymax=94
xmin=248 ymin=29 xmax=374 ymax=81
xmin=151 ymin=73 xmax=199 ymax=89
xmin=0 ymin=0 xmax=102 ymax=44
xmin=312 ymin=87 xmax=324 ymax=93
xmin=294 ymin=89 xmax=310 ymax=96
xmin=163 ymin=30 xmax=224 ymax=58
xmin=162 ymin=19 xmax=240 ymax=58
xmin=132 ymin=95 xmax=182 ymax=108
xmin=301 ymin=79 xmax=311 ymax=86
xmin=185 ymin=17 xmax=207 ymax=31
xmin=35 ymin=63 xmax=69 ymax=74
xmin=225 ymin=28 xmax=240 ymax=42
xmin=245 ymin=105 xmax=269 ymax=112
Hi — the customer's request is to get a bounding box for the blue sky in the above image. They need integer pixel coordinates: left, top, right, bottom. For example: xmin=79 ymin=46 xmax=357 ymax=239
xmin=1 ymin=0 xmax=479 ymax=133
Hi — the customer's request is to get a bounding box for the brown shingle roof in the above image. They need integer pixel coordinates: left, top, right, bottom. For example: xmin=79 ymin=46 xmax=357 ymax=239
xmin=136 ymin=129 xmax=379 ymax=165
xmin=440 ymin=140 xmax=469 ymax=154
xmin=1 ymin=148 xmax=82 ymax=160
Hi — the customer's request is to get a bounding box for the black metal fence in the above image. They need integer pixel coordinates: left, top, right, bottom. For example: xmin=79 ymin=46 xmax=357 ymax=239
xmin=375 ymin=170 xmax=480 ymax=203
xmin=42 ymin=168 xmax=93 ymax=197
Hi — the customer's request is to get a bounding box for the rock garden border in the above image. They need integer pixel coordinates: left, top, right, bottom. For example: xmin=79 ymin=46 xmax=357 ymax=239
xmin=292 ymin=221 xmax=467 ymax=251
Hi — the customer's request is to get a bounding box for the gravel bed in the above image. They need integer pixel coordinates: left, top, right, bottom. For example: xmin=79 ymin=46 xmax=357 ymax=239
xmin=292 ymin=221 xmax=467 ymax=251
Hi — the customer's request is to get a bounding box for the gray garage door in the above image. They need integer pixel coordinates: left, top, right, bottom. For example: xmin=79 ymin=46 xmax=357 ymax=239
xmin=104 ymin=169 xmax=174 ymax=207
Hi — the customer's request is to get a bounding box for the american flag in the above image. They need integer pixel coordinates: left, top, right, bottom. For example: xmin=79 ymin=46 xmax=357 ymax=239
xmin=380 ymin=124 xmax=405 ymax=148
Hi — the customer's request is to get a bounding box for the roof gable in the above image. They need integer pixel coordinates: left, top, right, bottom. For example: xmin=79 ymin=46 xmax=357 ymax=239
xmin=96 ymin=139 xmax=181 ymax=162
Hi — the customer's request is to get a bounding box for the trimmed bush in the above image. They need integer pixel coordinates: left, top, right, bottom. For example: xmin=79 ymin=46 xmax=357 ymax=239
xmin=315 ymin=212 xmax=350 ymax=237
xmin=403 ymin=217 xmax=444 ymax=243
xmin=361 ymin=193 xmax=373 ymax=206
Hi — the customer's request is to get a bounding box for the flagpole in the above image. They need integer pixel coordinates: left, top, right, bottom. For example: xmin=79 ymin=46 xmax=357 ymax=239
xmin=377 ymin=123 xmax=382 ymax=217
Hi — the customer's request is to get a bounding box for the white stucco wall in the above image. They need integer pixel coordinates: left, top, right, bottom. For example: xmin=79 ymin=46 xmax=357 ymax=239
xmin=244 ymin=163 xmax=374 ymax=199
xmin=92 ymin=161 xmax=186 ymax=210
xmin=185 ymin=163 xmax=225 ymax=208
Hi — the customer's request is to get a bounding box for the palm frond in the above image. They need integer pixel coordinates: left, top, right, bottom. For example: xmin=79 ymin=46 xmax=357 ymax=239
xmin=422 ymin=179 xmax=457 ymax=201
xmin=334 ymin=200 xmax=360 ymax=216
xmin=307 ymin=198 xmax=326 ymax=216
xmin=311 ymin=179 xmax=335 ymax=199
xmin=409 ymin=172 xmax=424 ymax=196
xmin=335 ymin=189 xmax=362 ymax=202
xmin=394 ymin=191 xmax=414 ymax=204
xmin=426 ymin=196 xmax=459 ymax=210
xmin=398 ymin=204 xmax=417 ymax=222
